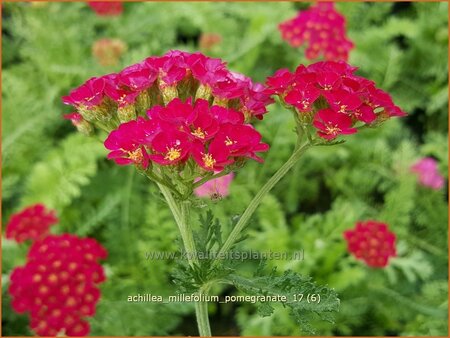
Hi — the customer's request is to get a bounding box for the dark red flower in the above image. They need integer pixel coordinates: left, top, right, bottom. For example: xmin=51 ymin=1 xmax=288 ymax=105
xmin=266 ymin=69 xmax=295 ymax=95
xmin=285 ymin=82 xmax=321 ymax=113
xmin=5 ymin=204 xmax=58 ymax=243
xmin=104 ymin=117 xmax=151 ymax=168
xmin=344 ymin=221 xmax=396 ymax=268
xmin=9 ymin=234 xmax=107 ymax=336
xmin=192 ymin=141 xmax=233 ymax=171
xmin=149 ymin=129 xmax=191 ymax=165
xmin=88 ymin=2 xmax=123 ymax=16
xmin=63 ymin=51 xmax=273 ymax=132
xmin=266 ymin=60 xmax=406 ymax=140
xmin=62 ymin=76 xmax=106 ymax=109
xmin=209 ymin=123 xmax=269 ymax=163
xmin=313 ymin=108 xmax=357 ymax=140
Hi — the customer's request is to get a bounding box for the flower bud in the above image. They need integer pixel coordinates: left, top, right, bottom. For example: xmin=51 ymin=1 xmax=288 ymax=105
xmin=118 ymin=104 xmax=136 ymax=123
xmin=195 ymin=84 xmax=212 ymax=101
xmin=64 ymin=113 xmax=94 ymax=136
xmin=212 ymin=97 xmax=228 ymax=108
xmin=135 ymin=91 xmax=151 ymax=114
xmin=158 ymin=78 xmax=179 ymax=105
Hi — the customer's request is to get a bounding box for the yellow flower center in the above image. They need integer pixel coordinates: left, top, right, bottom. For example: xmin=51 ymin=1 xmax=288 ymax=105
xmin=191 ymin=127 xmax=206 ymax=139
xmin=325 ymin=125 xmax=341 ymax=135
xmin=202 ymin=153 xmax=216 ymax=168
xmin=128 ymin=148 xmax=144 ymax=164
xmin=165 ymin=147 xmax=181 ymax=161
xmin=225 ymin=136 xmax=235 ymax=146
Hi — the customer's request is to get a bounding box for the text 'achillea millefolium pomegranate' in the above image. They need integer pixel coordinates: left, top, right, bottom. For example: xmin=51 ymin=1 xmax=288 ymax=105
xmin=344 ymin=221 xmax=396 ymax=268
xmin=63 ymin=51 xmax=273 ymax=176
xmin=5 ymin=204 xmax=58 ymax=243
xmin=279 ymin=2 xmax=354 ymax=61
xmin=9 ymin=234 xmax=107 ymax=336
xmin=88 ymin=1 xmax=123 ymax=16
xmin=266 ymin=61 xmax=406 ymax=140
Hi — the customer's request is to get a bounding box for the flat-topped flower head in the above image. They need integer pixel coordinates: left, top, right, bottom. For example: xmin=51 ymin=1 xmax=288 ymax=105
xmin=88 ymin=2 xmax=123 ymax=16
xmin=344 ymin=221 xmax=396 ymax=268
xmin=411 ymin=157 xmax=445 ymax=190
xmin=104 ymin=99 xmax=269 ymax=175
xmin=9 ymin=234 xmax=107 ymax=336
xmin=279 ymin=2 xmax=353 ymax=61
xmin=63 ymin=51 xmax=273 ymax=135
xmin=266 ymin=60 xmax=406 ymax=140
xmin=6 ymin=204 xmax=58 ymax=243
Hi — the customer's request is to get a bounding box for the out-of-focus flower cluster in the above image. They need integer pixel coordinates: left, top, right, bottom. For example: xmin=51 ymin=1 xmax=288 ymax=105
xmin=199 ymin=33 xmax=222 ymax=52
xmin=5 ymin=204 xmax=58 ymax=243
xmin=92 ymin=38 xmax=127 ymax=67
xmin=88 ymin=1 xmax=123 ymax=16
xmin=9 ymin=234 xmax=107 ymax=336
xmin=266 ymin=61 xmax=406 ymax=140
xmin=344 ymin=221 xmax=397 ymax=268
xmin=411 ymin=157 xmax=445 ymax=190
xmin=279 ymin=2 xmax=354 ymax=61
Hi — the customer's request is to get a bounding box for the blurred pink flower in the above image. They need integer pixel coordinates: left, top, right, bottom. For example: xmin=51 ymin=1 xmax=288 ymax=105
xmin=194 ymin=172 xmax=234 ymax=198
xmin=411 ymin=157 xmax=445 ymax=190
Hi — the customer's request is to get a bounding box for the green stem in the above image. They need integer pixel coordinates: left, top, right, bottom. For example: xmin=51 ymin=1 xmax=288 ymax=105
xmin=214 ymin=142 xmax=312 ymax=264
xmin=157 ymin=184 xmax=211 ymax=336
xmin=179 ymin=200 xmax=199 ymax=266
xmin=195 ymin=287 xmax=212 ymax=337
xmin=156 ymin=183 xmax=196 ymax=266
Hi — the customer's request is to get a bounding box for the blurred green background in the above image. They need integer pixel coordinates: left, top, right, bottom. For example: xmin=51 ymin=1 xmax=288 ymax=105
xmin=2 ymin=1 xmax=448 ymax=336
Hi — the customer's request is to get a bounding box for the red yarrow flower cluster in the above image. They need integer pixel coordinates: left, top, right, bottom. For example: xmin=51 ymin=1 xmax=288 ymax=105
xmin=343 ymin=221 xmax=396 ymax=268
xmin=279 ymin=2 xmax=354 ymax=61
xmin=88 ymin=2 xmax=123 ymax=16
xmin=266 ymin=61 xmax=406 ymax=140
xmin=5 ymin=204 xmax=58 ymax=243
xmin=62 ymin=50 xmax=273 ymax=132
xmin=9 ymin=234 xmax=107 ymax=336
xmin=104 ymin=98 xmax=269 ymax=171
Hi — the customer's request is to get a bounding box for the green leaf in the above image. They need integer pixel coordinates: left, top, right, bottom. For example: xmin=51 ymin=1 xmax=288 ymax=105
xmin=228 ymin=269 xmax=340 ymax=334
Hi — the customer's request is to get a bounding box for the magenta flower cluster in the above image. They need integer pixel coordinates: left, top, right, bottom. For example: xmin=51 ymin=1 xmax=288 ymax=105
xmin=266 ymin=61 xmax=406 ymax=140
xmin=279 ymin=2 xmax=354 ymax=61
xmin=104 ymin=98 xmax=269 ymax=171
xmin=62 ymin=51 xmax=273 ymax=129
